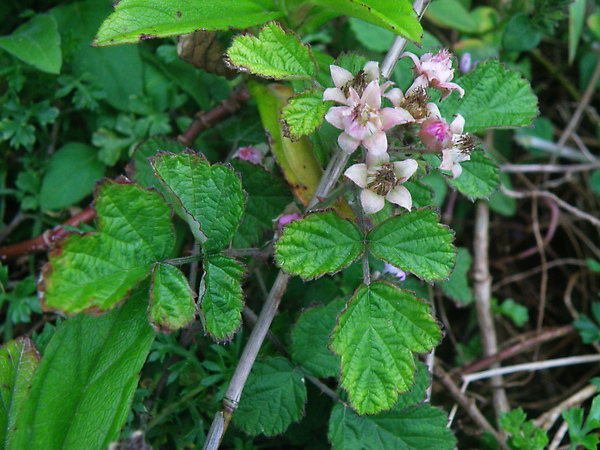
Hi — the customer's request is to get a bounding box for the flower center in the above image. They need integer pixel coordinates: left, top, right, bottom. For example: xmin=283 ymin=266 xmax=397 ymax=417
xmin=455 ymin=134 xmax=477 ymax=154
xmin=366 ymin=164 xmax=398 ymax=196
xmin=402 ymin=87 xmax=430 ymax=121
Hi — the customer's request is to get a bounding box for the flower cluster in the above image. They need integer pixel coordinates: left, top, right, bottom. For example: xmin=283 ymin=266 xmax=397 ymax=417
xmin=323 ymin=50 xmax=476 ymax=214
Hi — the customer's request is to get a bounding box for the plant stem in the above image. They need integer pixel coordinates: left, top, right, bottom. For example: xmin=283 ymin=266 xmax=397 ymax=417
xmin=202 ymin=271 xmax=291 ymax=450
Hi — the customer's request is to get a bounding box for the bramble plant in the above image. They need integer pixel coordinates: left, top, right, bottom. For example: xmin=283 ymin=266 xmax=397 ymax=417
xmin=0 ymin=0 xmax=551 ymax=448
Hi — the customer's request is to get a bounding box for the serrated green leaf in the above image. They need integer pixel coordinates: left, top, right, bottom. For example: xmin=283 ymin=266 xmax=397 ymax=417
xmin=39 ymin=142 xmax=105 ymax=210
xmin=311 ymin=0 xmax=421 ymax=43
xmin=330 ymin=282 xmax=442 ymax=415
xmin=199 ymin=254 xmax=245 ymax=342
xmin=275 ymin=211 xmax=364 ymax=280
xmin=93 ymin=0 xmax=283 ymax=46
xmin=40 ymin=180 xmax=174 ymax=315
xmin=368 ymin=208 xmax=455 ymax=282
xmin=233 ymin=357 xmax=306 ymax=436
xmin=151 ymin=151 xmax=245 ymax=253
xmin=502 ymin=13 xmax=542 ymax=52
xmin=9 ymin=288 xmax=155 ymax=449
xmin=448 ymin=149 xmax=499 ymax=200
xmin=395 ymin=362 xmax=430 ymax=411
xmin=0 ymin=338 xmax=40 ymax=446
xmin=328 ymin=402 xmax=456 ymax=449
xmin=149 ymin=263 xmax=196 ymax=333
xmin=440 ymin=247 xmax=472 ymax=305
xmin=230 ymin=159 xmax=292 ymax=248
xmin=438 ymin=59 xmax=538 ymax=133
xmin=405 ymin=180 xmax=436 ymax=209
xmin=291 ymin=297 xmax=345 ymax=378
xmin=128 ymin=136 xmax=187 ymax=189
xmin=0 ymin=14 xmax=61 ymax=74
xmin=227 ymin=22 xmax=317 ymax=80
xmin=281 ymin=88 xmax=329 ymax=138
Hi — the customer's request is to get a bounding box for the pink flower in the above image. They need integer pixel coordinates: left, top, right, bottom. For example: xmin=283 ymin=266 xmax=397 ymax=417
xmin=344 ymin=153 xmax=418 ymax=214
xmin=323 ymin=61 xmax=380 ymax=104
xmin=383 ymin=262 xmax=407 ymax=281
xmin=419 ymin=116 xmax=452 ymax=152
xmin=325 ymin=80 xmax=412 ymax=156
xmin=235 ymin=145 xmax=264 ymax=165
xmin=277 ymin=213 xmax=302 ymax=234
xmin=403 ymin=49 xmax=465 ymax=101
xmin=439 ymin=114 xmax=476 ymax=178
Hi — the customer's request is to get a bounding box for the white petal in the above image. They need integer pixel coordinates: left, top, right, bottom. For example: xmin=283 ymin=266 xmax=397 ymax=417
xmin=338 ymin=132 xmax=360 ymax=154
xmin=363 ymin=130 xmax=387 ymax=156
xmin=386 ymin=186 xmax=412 ymax=210
xmin=450 ymin=163 xmax=463 ymax=179
xmin=425 ymin=103 xmax=442 ymax=119
xmin=450 ymin=114 xmax=465 ymax=134
xmin=323 ymin=87 xmax=349 ymax=104
xmin=402 ymin=51 xmax=421 ymax=70
xmin=392 ymin=159 xmax=418 ymax=181
xmin=383 ymin=87 xmax=404 ymax=107
xmin=363 ymin=61 xmax=380 ymax=82
xmin=330 ymin=65 xmax=353 ymax=88
xmin=361 ymin=189 xmax=385 ymax=214
xmin=439 ymin=149 xmax=454 ymax=172
xmin=380 ymin=107 xmax=413 ymax=129
xmin=344 ymin=163 xmax=368 ymax=188
xmin=366 ymin=152 xmax=389 ymax=167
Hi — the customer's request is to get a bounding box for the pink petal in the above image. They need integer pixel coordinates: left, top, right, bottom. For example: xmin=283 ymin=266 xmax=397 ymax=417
xmin=425 ymin=103 xmax=442 ymax=120
xmin=323 ymin=87 xmax=349 ymax=104
xmin=366 ymin=152 xmax=389 ymax=167
xmin=386 ymin=185 xmax=412 ymax=210
xmin=380 ymin=107 xmax=413 ymax=130
xmin=392 ymin=159 xmax=418 ymax=181
xmin=361 ymin=189 xmax=385 ymax=214
xmin=330 ymin=65 xmax=353 ymax=89
xmin=345 ymin=119 xmax=367 ymax=141
xmin=383 ymin=87 xmax=404 ymax=107
xmin=344 ymin=163 xmax=368 ymax=188
xmin=402 ymin=51 xmax=422 ymax=71
xmin=362 ymin=129 xmax=387 ymax=156
xmin=338 ymin=132 xmax=360 ymax=154
xmin=439 ymin=149 xmax=454 ymax=172
xmin=362 ymin=81 xmax=381 ymax=109
xmin=437 ymin=81 xmax=465 ymax=100
xmin=325 ymin=106 xmax=348 ymax=130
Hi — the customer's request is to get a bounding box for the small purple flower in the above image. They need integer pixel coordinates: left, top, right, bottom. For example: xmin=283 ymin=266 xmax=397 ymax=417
xmin=235 ymin=146 xmax=263 ymax=165
xmin=277 ymin=213 xmax=302 ymax=234
xmin=383 ymin=263 xmax=407 ymax=281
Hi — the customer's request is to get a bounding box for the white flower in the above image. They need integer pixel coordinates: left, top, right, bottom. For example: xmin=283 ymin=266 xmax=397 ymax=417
xmin=439 ymin=114 xmax=476 ymax=178
xmin=344 ymin=153 xmax=418 ymax=214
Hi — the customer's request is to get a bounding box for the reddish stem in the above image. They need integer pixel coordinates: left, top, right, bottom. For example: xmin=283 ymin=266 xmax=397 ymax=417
xmin=0 ymin=207 xmax=97 ymax=261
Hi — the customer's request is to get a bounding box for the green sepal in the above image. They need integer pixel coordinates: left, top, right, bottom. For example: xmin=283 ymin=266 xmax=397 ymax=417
xmin=275 ymin=210 xmax=365 ymax=280
xmin=330 ymin=281 xmax=442 ymax=415
xmin=367 ymin=208 xmax=455 ymax=282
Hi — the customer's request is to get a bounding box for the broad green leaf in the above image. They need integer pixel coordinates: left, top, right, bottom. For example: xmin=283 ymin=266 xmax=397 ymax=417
xmin=151 ymin=151 xmax=245 ymax=253
xmin=39 ymin=142 xmax=105 ymax=210
xmin=0 ymin=338 xmax=40 ymax=446
xmin=230 ymin=159 xmax=292 ymax=248
xmin=330 ymin=282 xmax=442 ymax=415
xmin=349 ymin=18 xmax=396 ymax=52
xmin=502 ymin=13 xmax=542 ymax=53
xmin=227 ymin=22 xmax=317 ymax=80
xmin=149 ymin=263 xmax=196 ymax=333
xmin=440 ymin=247 xmax=473 ymax=305
xmin=311 ymin=0 xmax=421 ymax=43
xmin=395 ymin=362 xmax=430 ymax=411
xmin=199 ymin=254 xmax=245 ymax=342
xmin=40 ymin=180 xmax=174 ymax=315
xmin=128 ymin=136 xmax=187 ymax=189
xmin=275 ymin=211 xmax=364 ymax=280
xmin=233 ymin=357 xmax=306 ymax=436
xmin=405 ymin=180 xmax=436 ymax=209
xmin=93 ymin=0 xmax=283 ymax=46
xmin=426 ymin=0 xmax=478 ymax=33
xmin=328 ymin=403 xmax=456 ymax=449
xmin=291 ymin=297 xmax=345 ymax=378
xmin=9 ymin=287 xmax=155 ymax=449
xmin=438 ymin=59 xmax=539 ymax=133
xmin=0 ymin=14 xmax=61 ymax=74
xmin=448 ymin=149 xmax=499 ymax=200
xmin=368 ymin=208 xmax=455 ymax=282
xmin=281 ymin=88 xmax=329 ymax=138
